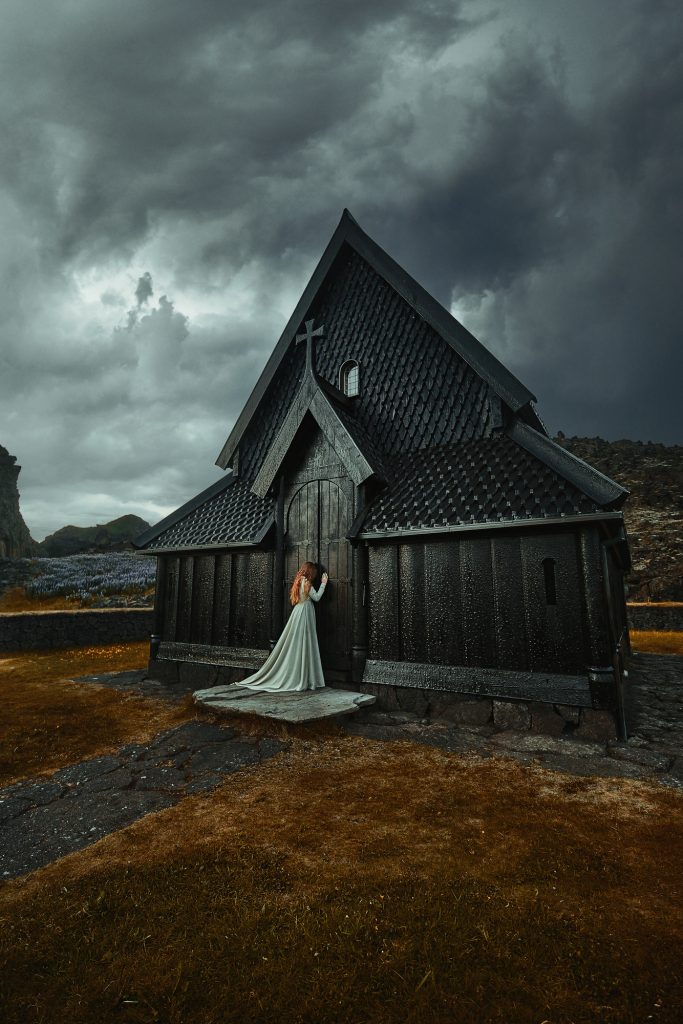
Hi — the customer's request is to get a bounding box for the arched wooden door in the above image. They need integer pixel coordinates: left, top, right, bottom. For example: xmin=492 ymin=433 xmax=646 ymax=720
xmin=284 ymin=478 xmax=352 ymax=675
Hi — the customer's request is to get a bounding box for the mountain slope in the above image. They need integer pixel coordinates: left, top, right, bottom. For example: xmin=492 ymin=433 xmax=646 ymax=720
xmin=555 ymin=435 xmax=683 ymax=600
xmin=39 ymin=515 xmax=151 ymax=557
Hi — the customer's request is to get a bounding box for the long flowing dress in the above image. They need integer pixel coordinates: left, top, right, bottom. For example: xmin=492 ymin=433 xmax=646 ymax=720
xmin=237 ymin=577 xmax=327 ymax=692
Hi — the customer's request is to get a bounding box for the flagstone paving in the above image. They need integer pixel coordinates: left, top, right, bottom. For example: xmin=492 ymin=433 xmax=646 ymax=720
xmin=193 ymin=683 xmax=377 ymax=722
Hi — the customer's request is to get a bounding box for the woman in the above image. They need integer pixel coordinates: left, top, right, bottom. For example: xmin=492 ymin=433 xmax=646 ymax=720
xmin=238 ymin=561 xmax=329 ymax=692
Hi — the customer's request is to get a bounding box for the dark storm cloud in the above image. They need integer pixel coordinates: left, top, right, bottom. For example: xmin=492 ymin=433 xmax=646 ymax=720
xmin=0 ymin=0 xmax=680 ymax=537
xmin=135 ymin=272 xmax=153 ymax=307
xmin=442 ymin=0 xmax=683 ymax=443
xmin=0 ymin=0 xmax=475 ymax=271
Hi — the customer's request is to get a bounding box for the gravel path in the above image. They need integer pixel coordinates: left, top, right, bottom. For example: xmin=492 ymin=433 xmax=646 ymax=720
xmin=0 ymin=720 xmax=286 ymax=881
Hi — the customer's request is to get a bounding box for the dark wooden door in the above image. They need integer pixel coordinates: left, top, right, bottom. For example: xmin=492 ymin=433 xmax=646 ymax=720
xmin=284 ymin=478 xmax=352 ymax=673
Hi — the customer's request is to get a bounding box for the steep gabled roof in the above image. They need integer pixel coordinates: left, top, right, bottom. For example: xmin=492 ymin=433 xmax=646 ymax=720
xmin=216 ymin=209 xmax=538 ymax=471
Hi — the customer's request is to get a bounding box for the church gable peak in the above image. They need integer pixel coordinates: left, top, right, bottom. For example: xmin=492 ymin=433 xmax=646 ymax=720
xmin=217 ymin=210 xmax=540 ymax=480
xmin=250 ymin=376 xmax=382 ymax=499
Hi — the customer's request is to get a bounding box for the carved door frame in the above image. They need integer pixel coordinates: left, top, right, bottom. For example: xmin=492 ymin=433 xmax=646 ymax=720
xmin=283 ymin=476 xmax=353 ymax=675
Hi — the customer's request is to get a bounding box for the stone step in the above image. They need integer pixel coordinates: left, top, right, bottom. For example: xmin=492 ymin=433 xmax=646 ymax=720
xmin=193 ymin=684 xmax=376 ymax=724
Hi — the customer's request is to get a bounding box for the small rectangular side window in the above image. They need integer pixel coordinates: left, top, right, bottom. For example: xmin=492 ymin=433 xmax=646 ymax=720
xmin=543 ymin=558 xmax=557 ymax=605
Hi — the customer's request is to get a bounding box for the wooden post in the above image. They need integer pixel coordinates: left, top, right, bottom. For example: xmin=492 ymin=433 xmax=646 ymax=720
xmin=152 ymin=556 xmax=165 ymax=637
xmin=351 ymin=483 xmax=368 ymax=684
xmin=149 ymin=555 xmax=165 ymax=662
xmin=270 ymin=474 xmax=286 ymax=649
xmin=351 ymin=542 xmax=368 ymax=683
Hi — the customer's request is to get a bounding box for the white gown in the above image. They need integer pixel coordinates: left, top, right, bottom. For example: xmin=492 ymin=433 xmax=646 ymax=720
xmin=237 ymin=577 xmax=327 ymax=692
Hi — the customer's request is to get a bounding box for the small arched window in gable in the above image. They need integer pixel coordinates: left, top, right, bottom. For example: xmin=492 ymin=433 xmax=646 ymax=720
xmin=340 ymin=359 xmax=360 ymax=398
xmin=542 ymin=557 xmax=557 ymax=606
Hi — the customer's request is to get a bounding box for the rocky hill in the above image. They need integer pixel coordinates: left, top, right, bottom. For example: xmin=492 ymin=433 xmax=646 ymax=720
xmin=0 ymin=445 xmax=38 ymax=558
xmin=555 ymin=435 xmax=683 ymax=601
xmin=38 ymin=514 xmax=151 ymax=557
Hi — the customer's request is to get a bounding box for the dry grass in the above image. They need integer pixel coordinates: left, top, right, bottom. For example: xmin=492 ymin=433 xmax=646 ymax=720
xmin=0 ymin=586 xmax=80 ymax=612
xmin=628 ymin=602 xmax=683 ymax=607
xmin=630 ymin=630 xmax=683 ymax=655
xmin=1 ymin=738 xmax=682 ymax=1024
xmin=0 ymin=586 xmax=154 ymax=611
xmin=0 ymin=644 xmax=195 ymax=786
xmin=1 ymin=647 xmax=682 ymax=1022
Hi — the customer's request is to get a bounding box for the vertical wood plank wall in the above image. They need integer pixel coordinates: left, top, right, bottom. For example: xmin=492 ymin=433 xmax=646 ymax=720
xmin=153 ymin=522 xmax=617 ymax=676
xmin=368 ymin=525 xmax=610 ymax=674
xmin=158 ymin=549 xmax=273 ymax=649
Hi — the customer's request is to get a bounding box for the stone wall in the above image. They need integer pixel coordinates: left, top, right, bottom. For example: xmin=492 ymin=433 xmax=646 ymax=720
xmin=356 ymin=681 xmax=618 ymax=741
xmin=627 ymin=603 xmax=683 ymax=631
xmin=0 ymin=609 xmax=154 ymax=651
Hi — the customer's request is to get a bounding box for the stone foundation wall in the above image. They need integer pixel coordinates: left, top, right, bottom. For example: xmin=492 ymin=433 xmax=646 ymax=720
xmin=146 ymin=655 xmax=619 ymax=742
xmin=0 ymin=609 xmax=154 ymax=651
xmin=355 ymin=681 xmax=618 ymax=742
xmin=627 ymin=603 xmax=683 ymax=632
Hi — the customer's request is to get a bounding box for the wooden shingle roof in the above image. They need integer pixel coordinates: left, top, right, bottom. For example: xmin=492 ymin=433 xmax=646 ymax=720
xmin=350 ymin=434 xmax=624 ymax=539
xmin=134 ymin=210 xmax=628 ymax=552
xmin=135 ymin=476 xmax=274 ymax=553
xmin=216 ymin=209 xmax=538 ymax=475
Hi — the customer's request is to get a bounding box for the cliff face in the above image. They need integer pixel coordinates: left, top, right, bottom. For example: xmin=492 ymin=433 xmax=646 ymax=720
xmin=555 ymin=435 xmax=683 ymax=601
xmin=0 ymin=445 xmax=38 ymax=559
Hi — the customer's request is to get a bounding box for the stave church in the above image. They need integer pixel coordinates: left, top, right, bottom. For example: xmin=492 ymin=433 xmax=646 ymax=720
xmin=134 ymin=210 xmax=631 ymax=737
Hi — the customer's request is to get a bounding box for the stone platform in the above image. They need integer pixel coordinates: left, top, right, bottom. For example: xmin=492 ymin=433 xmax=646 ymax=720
xmin=193 ymin=684 xmax=376 ymax=723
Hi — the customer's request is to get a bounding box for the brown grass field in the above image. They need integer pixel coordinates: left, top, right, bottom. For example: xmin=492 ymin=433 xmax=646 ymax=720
xmin=0 ymin=586 xmax=77 ymax=611
xmin=1 ymin=642 xmax=682 ymax=1023
xmin=630 ymin=630 xmax=683 ymax=655
xmin=0 ymin=643 xmax=194 ymax=786
xmin=0 ymin=586 xmax=155 ymax=612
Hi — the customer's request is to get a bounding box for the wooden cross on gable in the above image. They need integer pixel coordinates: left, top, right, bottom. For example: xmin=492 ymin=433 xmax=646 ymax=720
xmin=296 ymin=319 xmax=324 ymax=378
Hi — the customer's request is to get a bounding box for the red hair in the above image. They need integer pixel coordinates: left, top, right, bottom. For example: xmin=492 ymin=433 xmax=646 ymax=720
xmin=290 ymin=561 xmax=317 ymax=605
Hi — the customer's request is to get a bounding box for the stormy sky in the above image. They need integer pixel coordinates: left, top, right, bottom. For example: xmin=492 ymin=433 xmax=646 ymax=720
xmin=0 ymin=0 xmax=680 ymax=540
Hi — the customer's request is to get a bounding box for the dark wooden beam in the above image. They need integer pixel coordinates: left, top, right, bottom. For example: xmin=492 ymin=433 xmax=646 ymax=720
xmin=309 ymin=391 xmax=376 ymax=485
xmin=251 ymin=380 xmax=314 ymax=498
xmin=158 ymin=641 xmax=269 ymax=669
xmin=507 ymin=419 xmax=628 ymax=507
xmin=362 ymin=659 xmax=595 ymax=706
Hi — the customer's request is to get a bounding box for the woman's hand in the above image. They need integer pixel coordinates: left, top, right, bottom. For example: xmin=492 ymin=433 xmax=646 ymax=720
xmin=322 ymin=572 xmax=329 ymax=584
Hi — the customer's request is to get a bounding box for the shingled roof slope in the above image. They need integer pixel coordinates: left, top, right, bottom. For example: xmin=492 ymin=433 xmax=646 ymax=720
xmin=352 ymin=434 xmax=619 ymax=538
xmin=136 ymin=424 xmax=626 ymax=552
xmin=217 ymin=209 xmax=537 ymax=475
xmin=136 ymin=477 xmax=274 ymax=552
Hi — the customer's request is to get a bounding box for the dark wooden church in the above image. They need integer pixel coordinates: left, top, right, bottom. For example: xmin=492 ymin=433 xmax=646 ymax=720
xmin=134 ymin=210 xmax=632 ymax=736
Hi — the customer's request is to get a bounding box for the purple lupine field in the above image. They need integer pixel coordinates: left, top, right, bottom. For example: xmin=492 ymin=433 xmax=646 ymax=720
xmin=1 ymin=553 xmax=156 ymax=608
